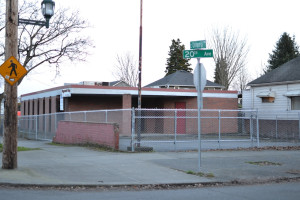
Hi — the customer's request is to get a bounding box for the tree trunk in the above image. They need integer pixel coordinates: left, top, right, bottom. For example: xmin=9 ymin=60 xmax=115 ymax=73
xmin=2 ymin=0 xmax=18 ymax=169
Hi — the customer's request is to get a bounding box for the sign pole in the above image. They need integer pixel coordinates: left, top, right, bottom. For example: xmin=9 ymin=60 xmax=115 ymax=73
xmin=197 ymin=57 xmax=202 ymax=171
xmin=185 ymin=39 xmax=212 ymax=171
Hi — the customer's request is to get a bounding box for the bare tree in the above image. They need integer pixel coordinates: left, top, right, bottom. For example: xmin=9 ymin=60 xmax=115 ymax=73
xmin=0 ymin=0 xmax=94 ymax=86
xmin=0 ymin=2 xmax=94 ymax=166
xmin=208 ymin=26 xmax=249 ymax=90
xmin=232 ymin=66 xmax=251 ymax=92
xmin=113 ymin=52 xmax=138 ymax=87
xmin=0 ymin=2 xmax=5 ymax=59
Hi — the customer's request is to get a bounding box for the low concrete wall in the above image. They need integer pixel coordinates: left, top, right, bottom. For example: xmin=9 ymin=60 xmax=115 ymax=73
xmin=53 ymin=121 xmax=119 ymax=149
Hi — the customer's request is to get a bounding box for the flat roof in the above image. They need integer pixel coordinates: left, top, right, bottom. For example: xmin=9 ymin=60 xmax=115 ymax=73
xmin=21 ymin=85 xmax=238 ymax=101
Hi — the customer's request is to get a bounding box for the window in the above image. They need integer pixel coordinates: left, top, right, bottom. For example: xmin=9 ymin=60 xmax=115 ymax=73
xmin=291 ymin=96 xmax=300 ymax=110
xmin=257 ymin=91 xmax=275 ymax=103
xmin=261 ymin=97 xmax=275 ymax=103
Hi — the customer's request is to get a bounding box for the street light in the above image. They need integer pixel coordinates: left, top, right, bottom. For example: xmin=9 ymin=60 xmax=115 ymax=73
xmin=41 ymin=0 xmax=55 ymax=28
xmin=19 ymin=0 xmax=55 ymax=28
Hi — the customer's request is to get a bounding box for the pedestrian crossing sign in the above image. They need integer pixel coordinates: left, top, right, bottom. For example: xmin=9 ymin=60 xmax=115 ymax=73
xmin=0 ymin=56 xmax=27 ymax=86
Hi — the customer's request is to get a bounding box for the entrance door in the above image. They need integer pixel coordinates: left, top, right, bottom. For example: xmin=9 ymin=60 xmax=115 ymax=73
xmin=175 ymin=102 xmax=186 ymax=134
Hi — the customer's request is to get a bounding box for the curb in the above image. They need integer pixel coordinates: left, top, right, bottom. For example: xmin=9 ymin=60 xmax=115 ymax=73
xmin=1 ymin=177 xmax=299 ymax=190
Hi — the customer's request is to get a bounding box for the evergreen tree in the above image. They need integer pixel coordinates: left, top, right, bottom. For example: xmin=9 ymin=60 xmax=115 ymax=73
xmin=266 ymin=32 xmax=299 ymax=72
xmin=214 ymin=58 xmax=229 ymax=89
xmin=165 ymin=39 xmax=192 ymax=76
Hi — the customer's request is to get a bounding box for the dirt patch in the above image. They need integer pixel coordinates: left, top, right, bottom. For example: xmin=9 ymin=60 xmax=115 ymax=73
xmin=246 ymin=161 xmax=282 ymax=166
xmin=287 ymin=170 xmax=300 ymax=175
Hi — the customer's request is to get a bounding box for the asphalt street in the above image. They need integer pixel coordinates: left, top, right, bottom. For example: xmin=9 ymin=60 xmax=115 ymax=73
xmin=0 ymin=137 xmax=300 ymax=187
xmin=1 ymin=182 xmax=300 ymax=200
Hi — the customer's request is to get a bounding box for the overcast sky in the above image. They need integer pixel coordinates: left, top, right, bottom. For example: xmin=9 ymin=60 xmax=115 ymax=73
xmin=17 ymin=0 xmax=300 ymax=95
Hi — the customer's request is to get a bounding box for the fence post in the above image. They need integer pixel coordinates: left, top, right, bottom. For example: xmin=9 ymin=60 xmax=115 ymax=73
xmin=84 ymin=111 xmax=87 ymax=122
xmin=35 ymin=116 xmax=38 ymax=140
xmin=250 ymin=113 xmax=253 ymax=147
xmin=20 ymin=118 xmax=23 ymax=138
xmin=242 ymin=112 xmax=245 ymax=134
xmin=131 ymin=108 xmax=135 ymax=152
xmin=44 ymin=115 xmax=47 ymax=140
xmin=256 ymin=110 xmax=259 ymax=147
xmin=276 ymin=115 xmax=278 ymax=139
xmin=218 ymin=110 xmax=221 ymax=149
xmin=105 ymin=110 xmax=108 ymax=123
xmin=174 ymin=110 xmax=177 ymax=151
xmin=298 ymin=112 xmax=300 ymax=140
xmin=55 ymin=113 xmax=57 ymax=134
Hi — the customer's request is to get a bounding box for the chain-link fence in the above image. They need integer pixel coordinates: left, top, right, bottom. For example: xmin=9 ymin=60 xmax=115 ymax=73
xmin=18 ymin=109 xmax=131 ymax=141
xmin=15 ymin=108 xmax=300 ymax=151
xmin=256 ymin=110 xmax=300 ymax=141
xmin=129 ymin=109 xmax=260 ymax=152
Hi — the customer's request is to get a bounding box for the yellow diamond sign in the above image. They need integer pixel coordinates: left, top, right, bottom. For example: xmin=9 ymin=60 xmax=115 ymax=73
xmin=0 ymin=56 xmax=27 ymax=86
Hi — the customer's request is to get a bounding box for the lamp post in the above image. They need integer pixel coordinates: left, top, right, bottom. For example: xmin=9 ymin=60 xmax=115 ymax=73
xmin=19 ymin=0 xmax=55 ymax=28
xmin=41 ymin=0 xmax=55 ymax=28
xmin=2 ymin=0 xmax=54 ymax=169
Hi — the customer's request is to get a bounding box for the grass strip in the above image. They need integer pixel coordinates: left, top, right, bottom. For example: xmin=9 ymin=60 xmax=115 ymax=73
xmin=0 ymin=143 xmax=41 ymax=152
xmin=186 ymin=170 xmax=215 ymax=178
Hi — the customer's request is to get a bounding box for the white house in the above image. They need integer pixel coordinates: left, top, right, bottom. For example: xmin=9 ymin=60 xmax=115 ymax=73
xmin=243 ymin=56 xmax=300 ymax=118
xmin=242 ymin=56 xmax=300 ymax=139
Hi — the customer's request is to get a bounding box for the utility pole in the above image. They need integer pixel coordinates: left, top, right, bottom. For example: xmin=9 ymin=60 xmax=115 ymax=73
xmin=137 ymin=0 xmax=143 ymax=147
xmin=137 ymin=0 xmax=143 ymax=110
xmin=2 ymin=0 xmax=19 ymax=169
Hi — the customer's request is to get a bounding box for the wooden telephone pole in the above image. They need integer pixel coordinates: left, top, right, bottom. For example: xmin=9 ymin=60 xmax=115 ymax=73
xmin=2 ymin=0 xmax=19 ymax=169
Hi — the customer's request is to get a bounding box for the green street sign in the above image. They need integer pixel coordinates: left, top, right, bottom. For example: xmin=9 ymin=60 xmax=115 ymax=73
xmin=190 ymin=40 xmax=206 ymax=49
xmin=183 ymin=49 xmax=213 ymax=59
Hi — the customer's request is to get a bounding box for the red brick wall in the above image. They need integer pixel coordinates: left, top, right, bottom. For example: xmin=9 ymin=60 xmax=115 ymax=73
xmin=34 ymin=99 xmax=38 ymax=115
xmin=45 ymin=97 xmax=50 ymax=114
xmin=38 ymin=98 xmax=44 ymax=132
xmin=53 ymin=121 xmax=119 ymax=149
xmin=189 ymin=98 xmax=238 ymax=134
xmin=50 ymin=96 xmax=58 ymax=132
xmin=162 ymin=96 xmax=238 ymax=110
xmin=204 ymin=97 xmax=238 ymax=109
xmin=142 ymin=96 xmax=238 ymax=135
xmin=122 ymin=94 xmax=132 ymax=136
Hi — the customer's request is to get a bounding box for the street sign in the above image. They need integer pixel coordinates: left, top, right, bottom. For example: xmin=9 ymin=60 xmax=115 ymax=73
xmin=185 ymin=39 xmax=211 ymax=171
xmin=183 ymin=49 xmax=213 ymax=59
xmin=190 ymin=40 xmax=206 ymax=49
xmin=0 ymin=56 xmax=27 ymax=86
xmin=62 ymin=89 xmax=71 ymax=97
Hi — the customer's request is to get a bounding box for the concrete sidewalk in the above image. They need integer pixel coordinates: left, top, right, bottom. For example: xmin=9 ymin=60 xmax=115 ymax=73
xmin=0 ymin=138 xmax=300 ymax=186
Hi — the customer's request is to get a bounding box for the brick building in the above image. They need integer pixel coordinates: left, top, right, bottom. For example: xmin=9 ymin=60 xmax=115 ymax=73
xmin=20 ymin=72 xmax=238 ymax=136
xmin=20 ymin=83 xmax=237 ymax=115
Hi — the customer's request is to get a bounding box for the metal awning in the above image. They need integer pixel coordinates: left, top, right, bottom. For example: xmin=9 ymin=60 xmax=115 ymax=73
xmin=256 ymin=91 xmax=275 ymax=98
xmin=284 ymin=90 xmax=300 ymax=97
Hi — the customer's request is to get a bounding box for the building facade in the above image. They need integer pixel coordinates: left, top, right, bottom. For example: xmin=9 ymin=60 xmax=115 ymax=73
xmin=20 ymin=83 xmax=238 ymax=136
xmin=243 ymin=56 xmax=300 ymax=113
